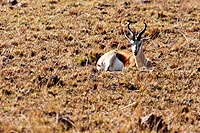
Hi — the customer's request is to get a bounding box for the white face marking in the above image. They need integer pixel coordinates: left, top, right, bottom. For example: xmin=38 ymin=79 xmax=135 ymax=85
xmin=130 ymin=40 xmax=134 ymax=44
xmin=131 ymin=41 xmax=142 ymax=56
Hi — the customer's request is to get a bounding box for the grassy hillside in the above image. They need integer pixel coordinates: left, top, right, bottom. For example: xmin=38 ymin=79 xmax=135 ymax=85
xmin=0 ymin=0 xmax=199 ymax=132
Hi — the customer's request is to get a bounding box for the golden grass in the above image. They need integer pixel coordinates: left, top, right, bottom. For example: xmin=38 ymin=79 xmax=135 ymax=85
xmin=0 ymin=0 xmax=200 ymax=132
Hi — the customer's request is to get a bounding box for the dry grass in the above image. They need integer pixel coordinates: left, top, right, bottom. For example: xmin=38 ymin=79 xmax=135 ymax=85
xmin=0 ymin=0 xmax=200 ymax=132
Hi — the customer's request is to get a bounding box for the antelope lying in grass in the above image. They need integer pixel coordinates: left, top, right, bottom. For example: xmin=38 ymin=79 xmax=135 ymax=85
xmin=96 ymin=22 xmax=152 ymax=71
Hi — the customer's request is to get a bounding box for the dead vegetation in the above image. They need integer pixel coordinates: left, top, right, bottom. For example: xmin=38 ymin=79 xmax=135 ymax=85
xmin=0 ymin=0 xmax=199 ymax=132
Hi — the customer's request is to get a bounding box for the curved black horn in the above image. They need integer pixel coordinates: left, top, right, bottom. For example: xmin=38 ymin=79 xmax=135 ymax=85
xmin=124 ymin=32 xmax=132 ymax=42
xmin=127 ymin=22 xmax=135 ymax=41
xmin=137 ymin=23 xmax=147 ymax=41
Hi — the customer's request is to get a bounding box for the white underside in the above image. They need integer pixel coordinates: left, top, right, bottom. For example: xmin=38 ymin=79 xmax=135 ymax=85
xmin=97 ymin=51 xmax=124 ymax=71
xmin=107 ymin=57 xmax=124 ymax=71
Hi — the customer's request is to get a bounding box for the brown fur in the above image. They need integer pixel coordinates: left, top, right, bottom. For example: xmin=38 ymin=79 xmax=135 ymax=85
xmin=116 ymin=50 xmax=136 ymax=67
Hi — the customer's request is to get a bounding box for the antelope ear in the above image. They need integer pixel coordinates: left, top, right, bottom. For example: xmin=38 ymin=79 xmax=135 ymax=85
xmin=142 ymin=37 xmax=150 ymax=43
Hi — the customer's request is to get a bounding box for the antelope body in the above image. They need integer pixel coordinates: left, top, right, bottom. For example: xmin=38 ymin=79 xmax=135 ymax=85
xmin=96 ymin=22 xmax=152 ymax=71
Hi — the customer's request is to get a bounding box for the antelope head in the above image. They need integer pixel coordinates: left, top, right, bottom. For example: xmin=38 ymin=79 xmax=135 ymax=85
xmin=125 ymin=22 xmax=152 ymax=68
xmin=124 ymin=22 xmax=149 ymax=56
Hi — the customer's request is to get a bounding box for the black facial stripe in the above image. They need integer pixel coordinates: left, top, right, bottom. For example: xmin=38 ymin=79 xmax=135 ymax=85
xmin=133 ymin=41 xmax=141 ymax=56
xmin=135 ymin=44 xmax=138 ymax=55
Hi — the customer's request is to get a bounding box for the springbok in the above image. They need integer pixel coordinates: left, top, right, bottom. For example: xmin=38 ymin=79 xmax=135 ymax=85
xmin=96 ymin=22 xmax=152 ymax=71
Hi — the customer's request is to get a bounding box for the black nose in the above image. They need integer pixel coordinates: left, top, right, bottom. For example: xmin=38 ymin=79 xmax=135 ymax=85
xmin=134 ymin=51 xmax=137 ymax=56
